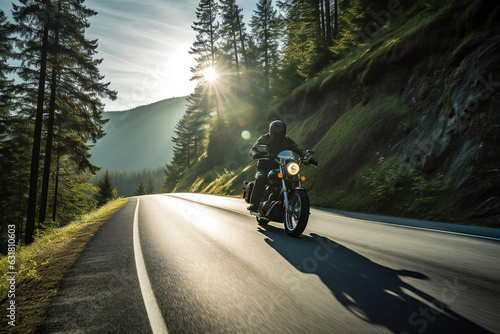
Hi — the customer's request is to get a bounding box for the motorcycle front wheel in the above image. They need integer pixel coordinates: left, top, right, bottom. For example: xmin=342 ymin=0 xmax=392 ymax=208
xmin=284 ymin=190 xmax=310 ymax=237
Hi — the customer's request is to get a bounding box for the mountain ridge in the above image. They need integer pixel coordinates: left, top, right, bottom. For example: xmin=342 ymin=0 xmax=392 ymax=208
xmin=90 ymin=96 xmax=187 ymax=171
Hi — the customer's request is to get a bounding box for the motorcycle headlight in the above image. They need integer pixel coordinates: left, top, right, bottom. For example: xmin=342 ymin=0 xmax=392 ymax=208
xmin=286 ymin=162 xmax=300 ymax=176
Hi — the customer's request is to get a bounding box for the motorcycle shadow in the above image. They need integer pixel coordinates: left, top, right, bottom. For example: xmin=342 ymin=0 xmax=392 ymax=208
xmin=257 ymin=226 xmax=491 ymax=334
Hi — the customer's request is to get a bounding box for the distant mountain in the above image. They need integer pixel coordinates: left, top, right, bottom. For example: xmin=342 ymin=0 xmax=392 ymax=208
xmin=90 ymin=97 xmax=187 ymax=170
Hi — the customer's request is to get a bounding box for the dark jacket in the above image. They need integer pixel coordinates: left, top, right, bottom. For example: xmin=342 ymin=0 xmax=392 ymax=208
xmin=249 ymin=134 xmax=307 ymax=169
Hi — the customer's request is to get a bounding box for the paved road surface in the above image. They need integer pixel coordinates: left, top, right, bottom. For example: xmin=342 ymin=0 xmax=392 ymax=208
xmin=42 ymin=194 xmax=500 ymax=333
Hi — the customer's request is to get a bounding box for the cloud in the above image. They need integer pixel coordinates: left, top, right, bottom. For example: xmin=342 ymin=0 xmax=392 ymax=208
xmin=84 ymin=0 xmax=199 ymax=110
xmin=1 ymin=0 xmax=259 ymax=111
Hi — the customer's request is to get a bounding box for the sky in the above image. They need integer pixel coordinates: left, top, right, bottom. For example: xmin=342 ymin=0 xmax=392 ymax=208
xmin=1 ymin=0 xmax=258 ymax=111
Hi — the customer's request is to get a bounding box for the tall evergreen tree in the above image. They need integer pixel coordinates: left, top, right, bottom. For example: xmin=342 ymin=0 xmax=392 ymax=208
xmin=39 ymin=0 xmax=61 ymax=224
xmin=13 ymin=0 xmax=53 ymax=243
xmin=145 ymin=175 xmax=156 ymax=194
xmin=133 ymin=182 xmax=146 ymax=196
xmin=97 ymin=170 xmax=114 ymax=206
xmin=162 ymin=163 xmax=181 ymax=193
xmin=189 ymin=0 xmax=221 ymax=123
xmin=219 ymin=0 xmax=248 ymax=75
xmin=0 ymin=9 xmax=15 ymax=146
xmin=12 ymin=0 xmax=116 ymax=242
xmin=38 ymin=0 xmax=117 ymax=224
xmin=184 ymin=85 xmax=209 ymax=160
xmin=190 ymin=0 xmax=220 ymax=79
xmin=250 ymin=0 xmax=281 ymax=101
xmin=329 ymin=0 xmax=365 ymax=57
xmin=0 ymin=122 xmax=32 ymax=244
xmin=278 ymin=0 xmax=329 ymax=81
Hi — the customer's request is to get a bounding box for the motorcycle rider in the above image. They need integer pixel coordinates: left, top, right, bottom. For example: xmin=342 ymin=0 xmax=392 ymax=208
xmin=248 ymin=120 xmax=309 ymax=212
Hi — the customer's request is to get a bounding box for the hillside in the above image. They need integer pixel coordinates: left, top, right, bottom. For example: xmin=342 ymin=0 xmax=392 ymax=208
xmin=168 ymin=0 xmax=500 ymax=227
xmin=90 ymin=97 xmax=187 ymax=171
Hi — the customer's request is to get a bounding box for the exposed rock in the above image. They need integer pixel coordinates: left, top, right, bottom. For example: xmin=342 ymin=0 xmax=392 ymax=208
xmin=471 ymin=196 xmax=500 ymax=218
xmin=273 ymin=4 xmax=500 ymax=222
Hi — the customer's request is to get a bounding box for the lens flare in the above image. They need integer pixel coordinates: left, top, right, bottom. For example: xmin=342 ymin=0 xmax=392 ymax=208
xmin=241 ymin=130 xmax=251 ymax=140
xmin=203 ymin=66 xmax=218 ymax=82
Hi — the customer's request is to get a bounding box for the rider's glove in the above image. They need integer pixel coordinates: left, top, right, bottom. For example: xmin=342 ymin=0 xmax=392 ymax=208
xmin=253 ymin=153 xmax=264 ymax=160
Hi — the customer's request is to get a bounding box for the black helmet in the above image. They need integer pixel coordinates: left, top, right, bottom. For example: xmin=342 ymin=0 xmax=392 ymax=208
xmin=269 ymin=120 xmax=286 ymax=138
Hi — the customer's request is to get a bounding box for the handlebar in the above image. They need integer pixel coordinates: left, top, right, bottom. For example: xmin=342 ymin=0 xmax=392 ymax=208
xmin=254 ymin=153 xmax=318 ymax=168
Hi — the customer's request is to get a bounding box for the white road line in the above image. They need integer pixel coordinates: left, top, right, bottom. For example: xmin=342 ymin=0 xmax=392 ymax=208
xmin=310 ymin=211 xmax=500 ymax=241
xmin=133 ymin=198 xmax=169 ymax=334
xmin=357 ymin=220 xmax=500 ymax=242
xmin=166 ymin=194 xmax=500 ymax=242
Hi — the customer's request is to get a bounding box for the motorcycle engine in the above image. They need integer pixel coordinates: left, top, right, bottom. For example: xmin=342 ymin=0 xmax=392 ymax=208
xmin=267 ymin=169 xmax=281 ymax=185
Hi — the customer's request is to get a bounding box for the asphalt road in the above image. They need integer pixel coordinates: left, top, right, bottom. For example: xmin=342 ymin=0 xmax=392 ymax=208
xmin=43 ymin=194 xmax=500 ymax=333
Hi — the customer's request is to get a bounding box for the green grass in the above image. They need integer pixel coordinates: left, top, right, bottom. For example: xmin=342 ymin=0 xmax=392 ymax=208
xmin=287 ymin=111 xmax=325 ymax=147
xmin=280 ymin=0 xmax=453 ymax=97
xmin=312 ymin=96 xmax=409 ymax=162
xmin=170 ymin=0 xmax=500 ymax=227
xmin=0 ymin=198 xmax=128 ymax=333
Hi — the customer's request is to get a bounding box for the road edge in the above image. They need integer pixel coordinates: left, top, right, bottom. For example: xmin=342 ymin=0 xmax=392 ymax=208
xmin=165 ymin=193 xmax=500 ymax=241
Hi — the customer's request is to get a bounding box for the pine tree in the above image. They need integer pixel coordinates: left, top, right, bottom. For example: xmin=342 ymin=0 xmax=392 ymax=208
xmin=279 ymin=0 xmax=328 ymax=80
xmin=184 ymin=89 xmax=208 ymax=162
xmin=97 ymin=170 xmax=114 ymax=206
xmin=0 ymin=9 xmax=15 ymax=146
xmin=162 ymin=163 xmax=181 ymax=193
xmin=329 ymin=0 xmax=365 ymax=58
xmin=145 ymin=175 xmax=156 ymax=194
xmin=0 ymin=122 xmax=32 ymax=244
xmin=12 ymin=0 xmax=53 ymax=243
xmin=133 ymin=182 xmax=146 ymax=196
xmin=219 ymin=0 xmax=248 ymax=75
xmin=250 ymin=0 xmax=281 ymax=101
xmin=190 ymin=0 xmax=220 ymax=79
xmin=189 ymin=0 xmax=221 ymax=123
xmin=39 ymin=0 xmax=62 ymax=224
xmin=54 ymin=168 xmax=97 ymax=223
xmin=37 ymin=0 xmax=117 ymax=224
xmin=12 ymin=0 xmax=116 ymax=241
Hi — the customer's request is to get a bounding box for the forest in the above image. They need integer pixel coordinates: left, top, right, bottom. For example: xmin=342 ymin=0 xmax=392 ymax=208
xmin=1 ymin=0 xmax=498 ymax=251
xmin=163 ymin=0 xmax=404 ymax=191
xmin=0 ymin=0 xmax=117 ymax=247
xmin=164 ymin=0 xmax=499 ymax=226
xmin=0 ymin=0 xmax=395 ymax=247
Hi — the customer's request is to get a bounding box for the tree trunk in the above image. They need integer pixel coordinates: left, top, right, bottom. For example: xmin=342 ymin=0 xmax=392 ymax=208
xmin=39 ymin=10 xmax=60 ymax=224
xmin=194 ymin=135 xmax=198 ymax=159
xmin=209 ymin=0 xmax=215 ymax=66
xmin=25 ymin=5 xmax=50 ymax=244
xmin=263 ymin=3 xmax=270 ymax=98
xmin=230 ymin=1 xmax=239 ymax=74
xmin=187 ymin=136 xmax=191 ymax=167
xmin=334 ymin=0 xmax=338 ymax=37
xmin=52 ymin=148 xmax=60 ymax=221
xmin=325 ymin=0 xmax=332 ymax=46
xmin=320 ymin=0 xmax=326 ymax=44
xmin=236 ymin=13 xmax=248 ymax=67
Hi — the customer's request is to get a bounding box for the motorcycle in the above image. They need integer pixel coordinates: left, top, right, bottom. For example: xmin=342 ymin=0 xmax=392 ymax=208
xmin=243 ymin=147 xmax=317 ymax=237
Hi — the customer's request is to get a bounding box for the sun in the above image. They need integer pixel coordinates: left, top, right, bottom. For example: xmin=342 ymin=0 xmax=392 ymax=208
xmin=203 ymin=66 xmax=218 ymax=82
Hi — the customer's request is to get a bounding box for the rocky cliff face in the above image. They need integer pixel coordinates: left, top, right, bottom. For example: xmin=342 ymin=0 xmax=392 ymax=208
xmin=274 ymin=1 xmax=500 ymax=222
xmin=399 ymin=40 xmax=500 ymax=218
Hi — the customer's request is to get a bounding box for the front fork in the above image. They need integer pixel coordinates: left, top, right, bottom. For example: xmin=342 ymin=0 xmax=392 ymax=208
xmin=280 ymin=163 xmax=303 ymax=215
xmin=280 ymin=166 xmax=290 ymax=214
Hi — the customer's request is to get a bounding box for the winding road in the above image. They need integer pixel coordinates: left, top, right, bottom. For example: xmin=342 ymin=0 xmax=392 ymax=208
xmin=42 ymin=193 xmax=500 ymax=333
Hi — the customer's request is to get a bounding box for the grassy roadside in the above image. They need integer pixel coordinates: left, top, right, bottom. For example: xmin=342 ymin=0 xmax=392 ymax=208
xmin=0 ymin=198 xmax=128 ymax=333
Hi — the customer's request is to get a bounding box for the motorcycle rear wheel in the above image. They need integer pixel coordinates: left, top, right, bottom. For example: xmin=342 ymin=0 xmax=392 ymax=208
xmin=284 ymin=190 xmax=310 ymax=237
